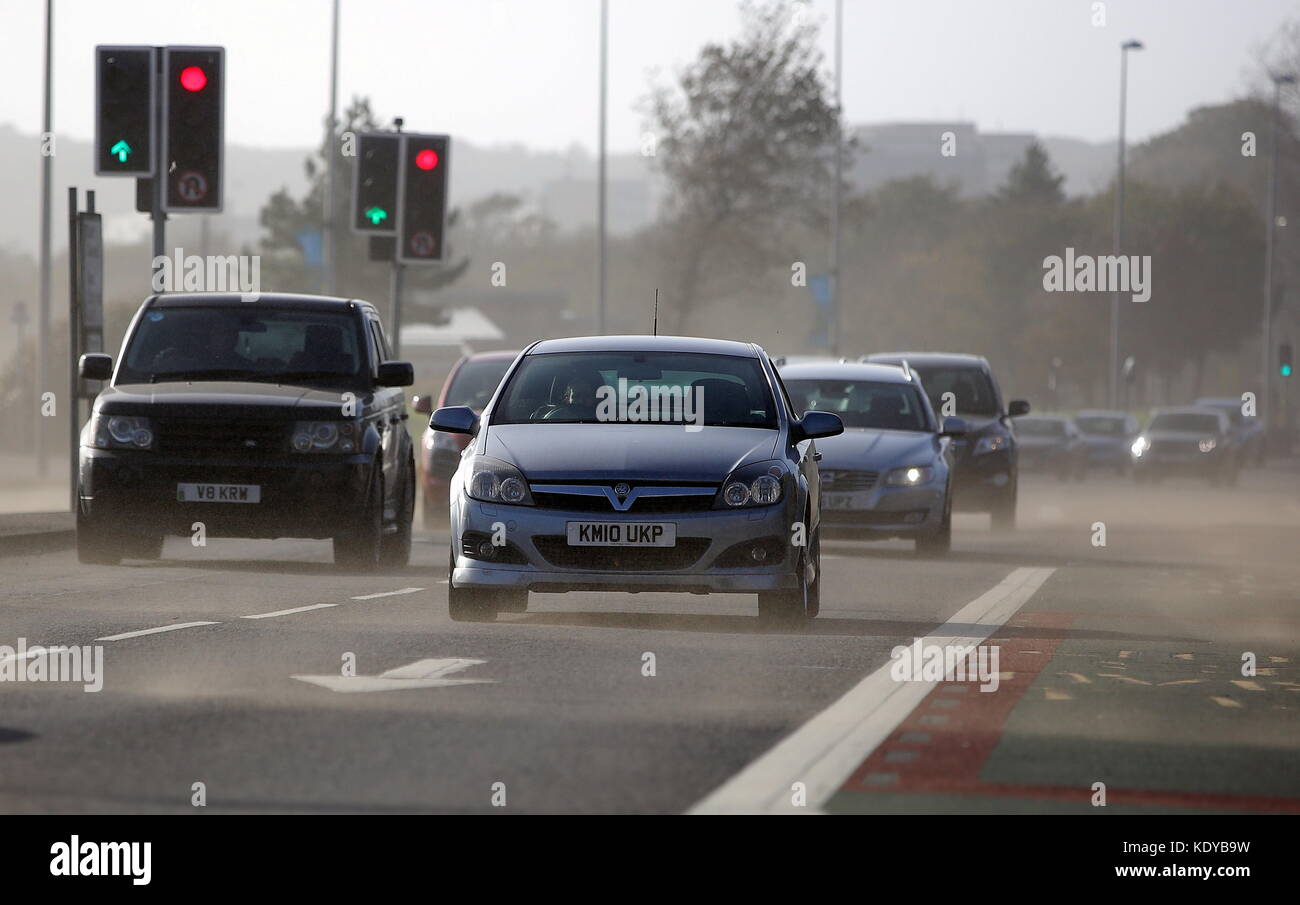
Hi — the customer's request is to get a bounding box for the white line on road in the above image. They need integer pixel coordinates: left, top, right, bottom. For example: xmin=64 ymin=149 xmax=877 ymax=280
xmin=0 ymin=646 xmax=70 ymax=665
xmin=350 ymin=587 xmax=426 ymax=600
xmin=688 ymin=566 xmax=1056 ymax=815
xmin=95 ymin=622 xmax=220 ymax=642
xmin=242 ymin=603 xmax=338 ymax=620
xmin=292 ymin=657 xmax=493 ymax=693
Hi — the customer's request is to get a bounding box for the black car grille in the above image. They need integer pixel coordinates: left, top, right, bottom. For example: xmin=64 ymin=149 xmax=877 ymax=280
xmin=819 ymin=470 xmax=878 ymax=492
xmin=1149 ymin=439 xmax=1198 ymax=456
xmin=157 ymin=418 xmax=289 ymax=457
xmin=531 ymin=486 xmax=717 ymax=514
xmin=532 ymin=536 xmax=710 ymax=571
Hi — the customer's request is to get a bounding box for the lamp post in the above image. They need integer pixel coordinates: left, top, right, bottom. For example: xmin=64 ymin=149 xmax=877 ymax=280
xmin=1263 ymin=72 xmax=1296 ymax=443
xmin=1109 ymin=38 xmax=1143 ymax=410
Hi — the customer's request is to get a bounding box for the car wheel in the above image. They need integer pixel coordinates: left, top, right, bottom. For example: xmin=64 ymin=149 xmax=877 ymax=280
xmin=446 ymin=547 xmax=500 ymax=622
xmin=758 ymin=522 xmax=819 ymax=623
xmin=990 ymin=487 xmax=1017 ymax=532
xmin=76 ymin=503 xmax=121 ymax=566
xmin=916 ymin=488 xmax=952 ymax=556
xmin=334 ymin=461 xmax=383 ymax=571
xmin=122 ymin=532 xmax=165 ymax=560
xmin=380 ymin=454 xmax=415 ymax=569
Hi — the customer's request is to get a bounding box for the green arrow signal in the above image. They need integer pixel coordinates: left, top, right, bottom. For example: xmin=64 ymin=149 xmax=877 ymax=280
xmin=364 ymin=206 xmax=388 ymax=226
xmin=110 ymin=140 xmax=132 ymax=163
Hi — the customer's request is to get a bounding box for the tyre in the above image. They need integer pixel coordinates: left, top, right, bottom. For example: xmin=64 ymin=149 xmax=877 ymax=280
xmin=915 ymin=488 xmax=952 ymax=556
xmin=380 ymin=454 xmax=415 ymax=569
xmin=334 ymin=461 xmax=383 ymax=571
xmin=758 ymin=523 xmax=819 ymax=623
xmin=122 ymin=532 xmax=165 ymax=560
xmin=76 ymin=503 xmax=121 ymax=566
xmin=990 ymin=487 xmax=1017 ymax=531
xmin=446 ymin=547 xmax=503 ymax=622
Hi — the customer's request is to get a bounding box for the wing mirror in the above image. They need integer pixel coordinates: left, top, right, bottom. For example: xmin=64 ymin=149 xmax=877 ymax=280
xmin=1008 ymin=399 xmax=1031 ymax=417
xmin=79 ymin=354 xmax=113 ymax=381
xmin=411 ymin=393 xmax=435 ymax=415
xmin=793 ymin=410 xmax=844 ymax=442
xmin=377 ymin=361 xmax=415 ymax=388
xmin=430 ymin=405 xmax=479 ymax=435
xmin=940 ymin=416 xmax=969 ymax=436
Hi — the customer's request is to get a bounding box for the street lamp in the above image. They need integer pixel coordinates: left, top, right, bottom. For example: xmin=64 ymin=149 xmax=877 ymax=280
xmin=1109 ymin=38 xmax=1143 ymax=410
xmin=1263 ymin=71 xmax=1296 ymax=447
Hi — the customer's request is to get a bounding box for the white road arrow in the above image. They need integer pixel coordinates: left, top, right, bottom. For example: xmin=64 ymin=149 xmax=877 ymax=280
xmin=291 ymin=658 xmax=493 ymax=693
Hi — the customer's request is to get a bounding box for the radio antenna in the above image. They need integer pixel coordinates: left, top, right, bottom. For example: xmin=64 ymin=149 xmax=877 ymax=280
xmin=653 ymin=289 xmax=659 ymax=336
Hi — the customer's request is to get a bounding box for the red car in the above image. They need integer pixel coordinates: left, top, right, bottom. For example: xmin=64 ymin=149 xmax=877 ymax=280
xmin=414 ymin=350 xmax=518 ymax=528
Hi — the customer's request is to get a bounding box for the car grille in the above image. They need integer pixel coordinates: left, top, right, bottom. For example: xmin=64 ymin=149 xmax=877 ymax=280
xmin=157 ymin=418 xmax=289 ymax=457
xmin=1148 ymin=439 xmax=1198 ymax=456
xmin=532 ymin=536 xmax=710 ymax=571
xmin=819 ymin=469 xmax=878 ymax=492
xmin=531 ymin=484 xmax=717 ymax=514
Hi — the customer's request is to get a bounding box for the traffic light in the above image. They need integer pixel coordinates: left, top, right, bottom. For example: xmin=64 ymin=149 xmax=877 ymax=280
xmin=162 ymin=46 xmax=224 ymax=212
xmin=1281 ymin=342 xmax=1294 ymax=378
xmin=352 ymin=133 xmax=401 ymax=234
xmin=94 ymin=46 xmax=156 ymax=176
xmin=398 ymin=133 xmax=450 ymax=263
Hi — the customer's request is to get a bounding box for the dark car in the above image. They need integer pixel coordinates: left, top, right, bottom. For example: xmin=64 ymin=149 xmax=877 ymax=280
xmin=76 ymin=293 xmax=417 ymax=569
xmin=1013 ymin=414 xmax=1089 ymax=481
xmin=430 ymin=335 xmax=843 ymax=623
xmin=1074 ymin=409 xmax=1140 ymax=474
xmin=413 ymin=350 xmax=518 ymax=528
xmin=779 ymin=361 xmax=961 ymax=554
xmin=1131 ymin=406 xmax=1238 ymax=485
xmin=864 ymin=352 xmax=1029 ymax=529
xmin=1194 ymin=397 xmax=1265 ymax=466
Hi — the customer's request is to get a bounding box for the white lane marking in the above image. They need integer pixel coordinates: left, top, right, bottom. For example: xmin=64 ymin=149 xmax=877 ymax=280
xmin=0 ymin=646 xmax=70 ymax=665
xmin=242 ymin=603 xmax=337 ymax=620
xmin=350 ymin=587 xmax=426 ymax=600
xmin=291 ymin=657 xmax=493 ymax=693
xmin=688 ymin=566 xmax=1056 ymax=815
xmin=95 ymin=621 xmax=220 ymax=642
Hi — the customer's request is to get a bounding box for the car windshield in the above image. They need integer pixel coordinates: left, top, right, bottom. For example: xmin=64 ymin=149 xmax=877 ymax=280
xmin=1016 ymin=418 xmax=1066 ymax=437
xmin=1196 ymin=401 xmax=1243 ymax=425
xmin=1076 ymin=416 xmax=1125 ymax=435
xmin=118 ymin=306 xmax=364 ymax=386
xmin=1149 ymin=413 xmax=1220 ymax=433
xmin=784 ymin=379 xmax=931 ymax=431
xmin=492 ymin=350 xmax=777 ymax=428
xmin=446 ymin=358 xmax=513 ymax=410
xmin=908 ymin=365 xmax=1000 ymax=416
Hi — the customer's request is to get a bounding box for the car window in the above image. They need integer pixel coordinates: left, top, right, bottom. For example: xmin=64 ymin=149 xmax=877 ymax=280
xmin=1076 ymin=416 xmax=1125 ymax=435
xmin=784 ymin=379 xmax=931 ymax=431
xmin=909 ymin=366 xmax=999 ymax=416
xmin=1149 ymin=413 xmax=1221 ymax=433
xmin=1016 ymin=418 xmax=1066 ymax=437
xmin=492 ymin=350 xmax=776 ymax=428
xmin=118 ymin=306 xmax=364 ymax=385
xmin=446 ymin=359 xmax=513 ymax=410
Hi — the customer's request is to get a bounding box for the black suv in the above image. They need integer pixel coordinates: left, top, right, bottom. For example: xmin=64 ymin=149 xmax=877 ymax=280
xmin=76 ymin=293 xmax=416 ymax=568
xmin=864 ymin=353 xmax=1028 ymax=529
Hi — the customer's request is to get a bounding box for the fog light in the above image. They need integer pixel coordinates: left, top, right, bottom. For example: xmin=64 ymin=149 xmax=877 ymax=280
xmin=750 ymin=544 xmax=768 ymax=562
xmin=477 ymin=540 xmax=496 ymax=559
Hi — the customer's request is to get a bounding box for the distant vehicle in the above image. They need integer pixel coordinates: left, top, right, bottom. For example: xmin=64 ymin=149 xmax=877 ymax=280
xmin=1131 ymin=407 xmax=1239 ymax=485
xmin=779 ymin=361 xmax=961 ymax=555
xmin=1074 ymin=409 xmax=1140 ymax=474
xmin=770 ymin=355 xmax=844 ymax=367
xmin=413 ymin=350 xmax=518 ymax=528
xmin=1194 ymin=397 xmax=1265 ymax=465
xmin=864 ymin=352 xmax=1029 ymax=530
xmin=1012 ymin=414 xmax=1089 ymax=481
xmin=75 ymin=293 xmax=416 ymax=569
xmin=431 ymin=335 xmax=842 ymax=623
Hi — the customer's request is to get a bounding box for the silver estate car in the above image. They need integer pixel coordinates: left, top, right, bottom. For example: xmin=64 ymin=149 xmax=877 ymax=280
xmin=429 ymin=335 xmax=844 ymax=623
xmin=780 ymin=361 xmax=963 ymax=554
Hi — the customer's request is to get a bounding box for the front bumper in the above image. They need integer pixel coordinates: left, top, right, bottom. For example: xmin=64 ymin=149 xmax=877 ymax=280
xmin=78 ymin=446 xmax=375 ymax=538
xmin=951 ymin=449 xmax=1015 ymax=509
xmin=818 ymin=483 xmax=945 ymax=539
xmin=451 ymin=497 xmax=801 ymax=594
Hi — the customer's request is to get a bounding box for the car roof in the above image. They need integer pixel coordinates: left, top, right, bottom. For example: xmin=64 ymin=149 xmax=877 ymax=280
xmin=1151 ymin=406 xmax=1226 ymax=417
xmin=1015 ymin=413 xmax=1068 ymax=422
xmin=864 ymin=352 xmax=989 ymax=368
xmin=778 ymin=361 xmax=914 ymax=384
xmin=526 ymin=334 xmax=759 ymax=357
xmin=1076 ymin=409 xmax=1129 ymax=418
xmin=1193 ymin=397 xmax=1238 ymax=407
xmin=461 ymin=349 xmax=520 ymax=362
xmin=146 ymin=292 xmax=375 ymax=313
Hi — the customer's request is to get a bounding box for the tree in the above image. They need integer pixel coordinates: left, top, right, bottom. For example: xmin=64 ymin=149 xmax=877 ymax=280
xmin=646 ymin=0 xmax=846 ymax=333
xmin=996 ymin=141 xmax=1065 ymax=205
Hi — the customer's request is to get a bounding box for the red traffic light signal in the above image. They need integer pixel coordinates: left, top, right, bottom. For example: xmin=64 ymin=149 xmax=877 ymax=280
xmin=179 ymin=65 xmax=208 ymax=92
xmin=415 ymin=148 xmax=439 ymax=171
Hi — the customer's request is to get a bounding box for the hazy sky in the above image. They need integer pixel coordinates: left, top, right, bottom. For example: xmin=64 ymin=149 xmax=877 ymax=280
xmin=1 ymin=0 xmax=1296 ymax=153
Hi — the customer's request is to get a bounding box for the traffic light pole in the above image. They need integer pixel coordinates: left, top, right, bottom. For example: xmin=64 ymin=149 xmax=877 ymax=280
xmin=390 ymin=118 xmax=404 ymax=358
xmin=150 ymin=48 xmax=166 ymax=267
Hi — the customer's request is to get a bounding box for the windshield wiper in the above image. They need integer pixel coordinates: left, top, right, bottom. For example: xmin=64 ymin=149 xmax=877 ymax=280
xmin=148 ymin=369 xmax=256 ymax=384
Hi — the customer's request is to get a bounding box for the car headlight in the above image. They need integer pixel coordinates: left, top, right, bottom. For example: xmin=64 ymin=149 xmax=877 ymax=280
xmin=716 ymin=460 xmax=785 ymax=509
xmin=466 ymin=456 xmax=534 ymax=505
xmin=291 ymin=420 xmax=358 ymax=453
xmin=1131 ymin=436 xmax=1148 ymax=458
xmin=884 ymin=465 xmax=934 ymax=487
xmin=1198 ymin=438 xmax=1217 ymax=453
xmin=972 ymin=434 xmax=1008 ymax=455
xmin=85 ymin=413 xmax=154 ymax=450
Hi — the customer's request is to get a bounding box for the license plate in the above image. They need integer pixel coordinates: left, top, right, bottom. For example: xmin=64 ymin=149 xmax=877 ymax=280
xmin=177 ymin=483 xmax=261 ymax=504
xmin=822 ymin=493 xmax=860 ymax=510
xmin=566 ymin=521 xmax=676 ymax=547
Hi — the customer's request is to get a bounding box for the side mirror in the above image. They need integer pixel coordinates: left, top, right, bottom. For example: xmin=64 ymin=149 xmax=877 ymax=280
xmin=940 ymin=416 xmax=969 ymax=437
xmin=430 ymin=405 xmax=478 ymax=435
xmin=793 ymin=410 xmax=843 ymax=442
xmin=377 ymin=360 xmax=414 ymax=388
xmin=1008 ymin=399 xmax=1031 ymax=417
xmin=411 ymin=393 xmax=434 ymax=415
xmin=79 ymin=354 xmax=113 ymax=381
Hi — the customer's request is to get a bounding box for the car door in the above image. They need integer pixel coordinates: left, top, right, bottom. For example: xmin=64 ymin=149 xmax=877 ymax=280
xmin=365 ymin=314 xmax=408 ymax=516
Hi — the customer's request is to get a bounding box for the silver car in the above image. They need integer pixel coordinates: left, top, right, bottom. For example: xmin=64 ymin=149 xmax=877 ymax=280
xmin=779 ymin=361 xmax=963 ymax=554
xmin=429 ymin=335 xmax=844 ymax=622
